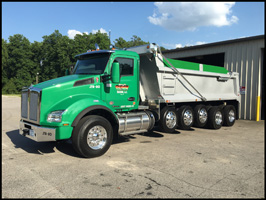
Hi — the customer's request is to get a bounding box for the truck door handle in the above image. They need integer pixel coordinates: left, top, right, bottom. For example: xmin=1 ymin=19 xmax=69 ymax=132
xmin=128 ymin=97 xmax=135 ymax=101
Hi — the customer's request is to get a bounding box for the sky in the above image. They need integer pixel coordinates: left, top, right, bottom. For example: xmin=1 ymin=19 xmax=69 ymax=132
xmin=2 ymin=2 xmax=265 ymax=49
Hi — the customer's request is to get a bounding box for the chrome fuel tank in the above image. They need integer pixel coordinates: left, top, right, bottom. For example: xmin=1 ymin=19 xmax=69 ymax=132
xmin=117 ymin=111 xmax=155 ymax=136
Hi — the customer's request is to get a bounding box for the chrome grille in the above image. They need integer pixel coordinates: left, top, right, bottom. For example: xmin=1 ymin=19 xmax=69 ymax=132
xmin=29 ymin=92 xmax=39 ymax=121
xmin=21 ymin=92 xmax=28 ymax=118
xmin=21 ymin=87 xmax=42 ymax=124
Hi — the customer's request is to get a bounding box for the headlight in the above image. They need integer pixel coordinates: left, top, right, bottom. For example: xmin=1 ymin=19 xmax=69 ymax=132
xmin=47 ymin=110 xmax=66 ymax=122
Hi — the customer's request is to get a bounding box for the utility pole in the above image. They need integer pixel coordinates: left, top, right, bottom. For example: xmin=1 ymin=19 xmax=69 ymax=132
xmin=109 ymin=30 xmax=111 ymax=46
xmin=36 ymin=72 xmax=39 ymax=84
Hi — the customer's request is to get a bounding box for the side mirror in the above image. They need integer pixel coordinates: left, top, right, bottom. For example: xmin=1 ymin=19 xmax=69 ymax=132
xmin=111 ymin=62 xmax=120 ymax=83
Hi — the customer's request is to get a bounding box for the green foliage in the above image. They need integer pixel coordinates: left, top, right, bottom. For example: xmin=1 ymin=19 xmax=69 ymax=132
xmin=114 ymin=37 xmax=129 ymax=48
xmin=160 ymin=46 xmax=168 ymax=51
xmin=2 ymin=78 xmax=18 ymax=94
xmin=128 ymin=35 xmax=149 ymax=47
xmin=2 ymin=39 xmax=9 ymax=88
xmin=3 ymin=34 xmax=35 ymax=93
xmin=2 ymin=30 xmax=150 ymax=94
xmin=114 ymin=35 xmax=149 ymax=49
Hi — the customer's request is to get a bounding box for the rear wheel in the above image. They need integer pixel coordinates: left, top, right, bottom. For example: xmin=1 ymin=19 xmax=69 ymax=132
xmin=223 ymin=105 xmax=236 ymax=126
xmin=72 ymin=115 xmax=113 ymax=158
xmin=193 ymin=104 xmax=208 ymax=128
xmin=158 ymin=106 xmax=177 ymax=133
xmin=207 ymin=106 xmax=223 ymax=129
xmin=177 ymin=105 xmax=194 ymax=130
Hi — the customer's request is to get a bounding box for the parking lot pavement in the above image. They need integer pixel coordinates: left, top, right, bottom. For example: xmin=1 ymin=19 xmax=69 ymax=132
xmin=2 ymin=95 xmax=265 ymax=198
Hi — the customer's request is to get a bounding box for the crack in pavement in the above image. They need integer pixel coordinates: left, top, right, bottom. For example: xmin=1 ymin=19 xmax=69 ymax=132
xmin=138 ymin=162 xmax=230 ymax=193
xmin=138 ymin=174 xmax=177 ymax=193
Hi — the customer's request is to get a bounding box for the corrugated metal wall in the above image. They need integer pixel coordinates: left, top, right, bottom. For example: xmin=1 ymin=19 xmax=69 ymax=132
xmin=164 ymin=37 xmax=264 ymax=120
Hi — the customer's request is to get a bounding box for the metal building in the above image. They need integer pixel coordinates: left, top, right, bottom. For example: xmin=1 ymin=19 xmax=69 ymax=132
xmin=163 ymin=35 xmax=264 ymax=121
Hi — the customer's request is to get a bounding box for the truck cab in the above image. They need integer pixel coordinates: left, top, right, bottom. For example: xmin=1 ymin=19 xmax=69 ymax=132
xmin=20 ymin=48 xmax=154 ymax=157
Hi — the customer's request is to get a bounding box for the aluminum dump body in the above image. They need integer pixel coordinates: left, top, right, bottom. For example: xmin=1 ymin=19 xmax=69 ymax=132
xmin=127 ymin=44 xmax=240 ymax=104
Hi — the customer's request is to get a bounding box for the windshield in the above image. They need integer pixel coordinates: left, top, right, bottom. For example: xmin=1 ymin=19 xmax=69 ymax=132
xmin=73 ymin=53 xmax=111 ymax=75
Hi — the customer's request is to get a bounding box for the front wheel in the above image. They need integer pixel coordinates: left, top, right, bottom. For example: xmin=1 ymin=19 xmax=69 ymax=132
xmin=72 ymin=115 xmax=113 ymax=158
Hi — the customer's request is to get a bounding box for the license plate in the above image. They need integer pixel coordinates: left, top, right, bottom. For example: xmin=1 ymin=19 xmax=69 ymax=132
xmin=29 ymin=129 xmax=35 ymax=137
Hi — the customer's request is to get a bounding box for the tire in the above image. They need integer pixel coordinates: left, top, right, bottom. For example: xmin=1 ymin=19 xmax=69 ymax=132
xmin=207 ymin=106 xmax=223 ymax=129
xmin=158 ymin=106 xmax=177 ymax=133
xmin=177 ymin=105 xmax=194 ymax=130
xmin=72 ymin=115 xmax=113 ymax=158
xmin=223 ymin=105 xmax=236 ymax=126
xmin=193 ymin=104 xmax=208 ymax=128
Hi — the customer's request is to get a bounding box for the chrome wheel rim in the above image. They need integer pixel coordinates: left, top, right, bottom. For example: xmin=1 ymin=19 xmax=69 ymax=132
xmin=228 ymin=110 xmax=235 ymax=122
xmin=166 ymin=111 xmax=177 ymax=129
xmin=87 ymin=125 xmax=107 ymax=150
xmin=199 ymin=108 xmax=207 ymax=123
xmin=215 ymin=111 xmax=223 ymax=125
xmin=184 ymin=110 xmax=193 ymax=126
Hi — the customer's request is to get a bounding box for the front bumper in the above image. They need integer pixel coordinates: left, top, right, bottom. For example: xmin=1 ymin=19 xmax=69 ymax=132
xmin=19 ymin=120 xmax=56 ymax=142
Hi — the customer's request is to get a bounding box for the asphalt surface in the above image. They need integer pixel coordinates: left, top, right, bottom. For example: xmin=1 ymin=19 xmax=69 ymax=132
xmin=2 ymin=95 xmax=265 ymax=198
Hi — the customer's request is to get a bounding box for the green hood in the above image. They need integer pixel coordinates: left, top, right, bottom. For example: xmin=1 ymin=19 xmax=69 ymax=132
xmin=34 ymin=74 xmax=101 ymax=125
xmin=34 ymin=74 xmax=94 ymax=89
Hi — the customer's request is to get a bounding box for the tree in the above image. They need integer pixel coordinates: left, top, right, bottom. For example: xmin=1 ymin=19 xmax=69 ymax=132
xmin=56 ymin=35 xmax=75 ymax=77
xmin=41 ymin=30 xmax=62 ymax=81
xmin=6 ymin=34 xmax=35 ymax=93
xmin=90 ymin=31 xmax=110 ymax=50
xmin=114 ymin=37 xmax=128 ymax=48
xmin=72 ymin=33 xmax=91 ymax=56
xmin=160 ymin=46 xmax=168 ymax=51
xmin=2 ymin=30 xmax=152 ymax=94
xmin=2 ymin=39 xmax=9 ymax=91
xmin=41 ymin=30 xmax=75 ymax=81
xmin=2 ymin=78 xmax=17 ymax=94
xmin=114 ymin=35 xmax=149 ymax=49
xmin=31 ymin=41 xmax=43 ymax=83
xmin=128 ymin=35 xmax=149 ymax=47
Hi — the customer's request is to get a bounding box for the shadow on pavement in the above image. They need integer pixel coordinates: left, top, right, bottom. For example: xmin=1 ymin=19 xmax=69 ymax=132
xmin=5 ymin=129 xmax=81 ymax=158
xmin=5 ymin=127 xmax=186 ymax=158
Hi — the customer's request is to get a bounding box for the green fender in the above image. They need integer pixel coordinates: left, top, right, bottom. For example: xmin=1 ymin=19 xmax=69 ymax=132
xmin=63 ymin=96 xmax=118 ymax=126
xmin=41 ymin=94 xmax=118 ymax=127
xmin=71 ymin=104 xmax=119 ymax=127
xmin=41 ymin=95 xmax=119 ymax=140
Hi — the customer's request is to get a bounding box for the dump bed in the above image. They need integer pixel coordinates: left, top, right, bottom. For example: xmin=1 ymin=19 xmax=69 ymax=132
xmin=127 ymin=44 xmax=240 ymax=104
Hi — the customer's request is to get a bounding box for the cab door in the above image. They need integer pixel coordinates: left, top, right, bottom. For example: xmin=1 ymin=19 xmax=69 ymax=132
xmin=105 ymin=55 xmax=139 ymax=111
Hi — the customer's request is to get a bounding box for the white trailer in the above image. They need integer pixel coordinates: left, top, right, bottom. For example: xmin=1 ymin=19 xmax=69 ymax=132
xmin=127 ymin=43 xmax=240 ymax=131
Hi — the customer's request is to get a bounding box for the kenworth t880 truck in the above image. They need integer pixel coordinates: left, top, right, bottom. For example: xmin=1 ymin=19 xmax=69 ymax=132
xmin=19 ymin=43 xmax=240 ymax=158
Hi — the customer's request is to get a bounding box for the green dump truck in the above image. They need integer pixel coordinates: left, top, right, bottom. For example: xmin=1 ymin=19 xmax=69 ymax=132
xmin=19 ymin=43 xmax=240 ymax=158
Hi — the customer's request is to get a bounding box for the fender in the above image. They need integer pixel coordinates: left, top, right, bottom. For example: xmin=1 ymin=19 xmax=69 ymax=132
xmin=71 ymin=105 xmax=119 ymax=127
xmin=40 ymin=94 xmax=117 ymax=127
